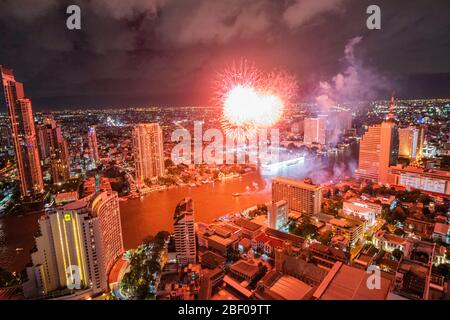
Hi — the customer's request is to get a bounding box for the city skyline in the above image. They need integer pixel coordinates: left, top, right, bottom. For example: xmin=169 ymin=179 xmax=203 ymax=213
xmin=0 ymin=0 xmax=449 ymax=303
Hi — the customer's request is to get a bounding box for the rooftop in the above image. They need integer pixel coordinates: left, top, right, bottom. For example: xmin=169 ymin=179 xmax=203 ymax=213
xmin=314 ymin=262 xmax=391 ymax=300
xmin=234 ymin=218 xmax=262 ymax=232
xmin=272 ymin=177 xmax=321 ymax=191
xmin=230 ymin=260 xmax=260 ymax=279
xmin=269 ymin=275 xmax=313 ymax=300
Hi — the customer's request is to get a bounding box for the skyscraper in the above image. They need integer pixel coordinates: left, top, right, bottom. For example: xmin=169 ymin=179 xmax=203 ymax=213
xmin=356 ymin=96 xmax=399 ymax=184
xmin=398 ymin=126 xmax=420 ymax=159
xmin=272 ymin=177 xmax=322 ymax=218
xmin=23 ymin=191 xmax=124 ymax=297
xmin=132 ymin=123 xmax=165 ymax=183
xmin=0 ymin=66 xmax=43 ymax=197
xmin=37 ymin=115 xmax=70 ymax=184
xmin=304 ymin=116 xmax=327 ymax=145
xmin=87 ymin=125 xmax=100 ymax=166
xmin=173 ymin=198 xmax=196 ymax=266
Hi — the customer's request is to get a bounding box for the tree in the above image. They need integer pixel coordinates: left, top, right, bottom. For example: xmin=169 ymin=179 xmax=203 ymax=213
xmin=394 ymin=228 xmax=405 ymax=236
xmin=0 ymin=268 xmax=20 ymax=287
xmin=392 ymin=249 xmax=403 ymax=261
xmin=391 ymin=206 xmax=407 ymax=223
xmin=318 ymin=231 xmax=333 ymax=245
xmin=433 ymin=264 xmax=450 ymax=278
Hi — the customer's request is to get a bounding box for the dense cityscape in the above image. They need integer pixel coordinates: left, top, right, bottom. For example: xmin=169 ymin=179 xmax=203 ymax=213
xmin=0 ymin=0 xmax=449 ymax=306
xmin=0 ymin=64 xmax=449 ymax=300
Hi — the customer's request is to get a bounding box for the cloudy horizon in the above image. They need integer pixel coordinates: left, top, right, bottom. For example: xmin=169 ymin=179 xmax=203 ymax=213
xmin=0 ymin=0 xmax=449 ymax=110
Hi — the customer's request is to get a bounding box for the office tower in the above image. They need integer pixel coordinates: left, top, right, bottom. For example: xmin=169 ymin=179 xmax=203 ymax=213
xmin=399 ymin=126 xmax=421 ymax=159
xmin=37 ymin=115 xmax=70 ymax=183
xmin=304 ymin=116 xmax=327 ymax=145
xmin=0 ymin=66 xmax=43 ymax=197
xmin=356 ymin=96 xmax=399 ymax=183
xmin=23 ymin=191 xmax=124 ymax=297
xmin=173 ymin=198 xmax=196 ymax=266
xmin=88 ymin=125 xmax=100 ymax=165
xmin=132 ymin=123 xmax=165 ymax=183
xmin=269 ymin=200 xmax=288 ymax=230
xmin=272 ymin=177 xmax=322 ymax=217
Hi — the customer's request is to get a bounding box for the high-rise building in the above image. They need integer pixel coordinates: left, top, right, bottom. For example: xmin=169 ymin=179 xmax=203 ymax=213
xmin=355 ymin=96 xmax=399 ymax=183
xmin=272 ymin=177 xmax=322 ymax=217
xmin=37 ymin=115 xmax=70 ymax=183
xmin=23 ymin=191 xmax=124 ymax=297
xmin=303 ymin=116 xmax=327 ymax=145
xmin=399 ymin=126 xmax=422 ymax=159
xmin=0 ymin=66 xmax=43 ymax=197
xmin=173 ymin=198 xmax=196 ymax=266
xmin=87 ymin=125 xmax=100 ymax=166
xmin=132 ymin=123 xmax=165 ymax=183
xmin=269 ymin=200 xmax=288 ymax=230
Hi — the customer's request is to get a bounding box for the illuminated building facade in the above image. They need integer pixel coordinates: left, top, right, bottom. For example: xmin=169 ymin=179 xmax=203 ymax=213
xmin=0 ymin=66 xmax=44 ymax=197
xmin=132 ymin=123 xmax=165 ymax=183
xmin=23 ymin=191 xmax=124 ymax=297
xmin=174 ymin=198 xmax=196 ymax=266
xmin=398 ymin=126 xmax=422 ymax=159
xmin=355 ymin=119 xmax=399 ymax=184
xmin=272 ymin=177 xmax=322 ymax=217
xmin=269 ymin=200 xmax=288 ymax=230
xmin=389 ymin=166 xmax=450 ymax=195
xmin=342 ymin=200 xmax=377 ymax=227
xmin=37 ymin=115 xmax=70 ymax=184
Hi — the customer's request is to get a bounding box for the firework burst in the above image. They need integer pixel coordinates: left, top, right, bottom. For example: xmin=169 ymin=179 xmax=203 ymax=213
xmin=214 ymin=59 xmax=298 ymax=142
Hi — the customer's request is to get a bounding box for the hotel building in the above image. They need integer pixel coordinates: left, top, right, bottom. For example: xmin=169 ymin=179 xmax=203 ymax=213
xmin=23 ymin=191 xmax=124 ymax=297
xmin=174 ymin=198 xmax=196 ymax=265
xmin=132 ymin=123 xmax=165 ymax=183
xmin=272 ymin=177 xmax=322 ymax=217
xmin=355 ymin=106 xmax=399 ymax=184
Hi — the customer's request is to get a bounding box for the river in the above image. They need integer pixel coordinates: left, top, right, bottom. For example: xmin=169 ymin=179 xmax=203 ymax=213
xmin=0 ymin=143 xmax=358 ymax=272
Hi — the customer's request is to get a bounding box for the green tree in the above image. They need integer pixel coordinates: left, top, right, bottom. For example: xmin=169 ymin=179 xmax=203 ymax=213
xmin=392 ymin=248 xmax=403 ymax=261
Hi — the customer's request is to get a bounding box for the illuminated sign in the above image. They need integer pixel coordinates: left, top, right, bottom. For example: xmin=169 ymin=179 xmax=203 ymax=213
xmin=64 ymin=213 xmax=71 ymax=221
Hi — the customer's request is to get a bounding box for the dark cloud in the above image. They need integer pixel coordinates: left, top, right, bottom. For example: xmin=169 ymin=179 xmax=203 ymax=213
xmin=0 ymin=0 xmax=449 ymax=110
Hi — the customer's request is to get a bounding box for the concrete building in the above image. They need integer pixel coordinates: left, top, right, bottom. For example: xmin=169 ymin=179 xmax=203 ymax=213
xmin=398 ymin=126 xmax=421 ymax=159
xmin=174 ymin=198 xmax=196 ymax=265
xmin=313 ymin=262 xmax=392 ymax=300
xmin=269 ymin=200 xmax=288 ymax=230
xmin=355 ymin=99 xmax=399 ymax=183
xmin=87 ymin=125 xmax=100 ymax=166
xmin=0 ymin=65 xmax=43 ymax=197
xmin=132 ymin=123 xmax=165 ymax=183
xmin=37 ymin=115 xmax=70 ymax=184
xmin=343 ymin=200 xmax=377 ymax=227
xmin=328 ymin=214 xmax=365 ymax=247
xmin=23 ymin=191 xmax=124 ymax=298
xmin=432 ymin=223 xmax=450 ymax=244
xmin=373 ymin=230 xmax=412 ymax=254
xmin=272 ymin=177 xmax=322 ymax=217
xmin=389 ymin=165 xmax=450 ymax=195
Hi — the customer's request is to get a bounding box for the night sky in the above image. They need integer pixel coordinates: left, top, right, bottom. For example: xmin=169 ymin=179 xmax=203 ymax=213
xmin=0 ymin=0 xmax=449 ymax=110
